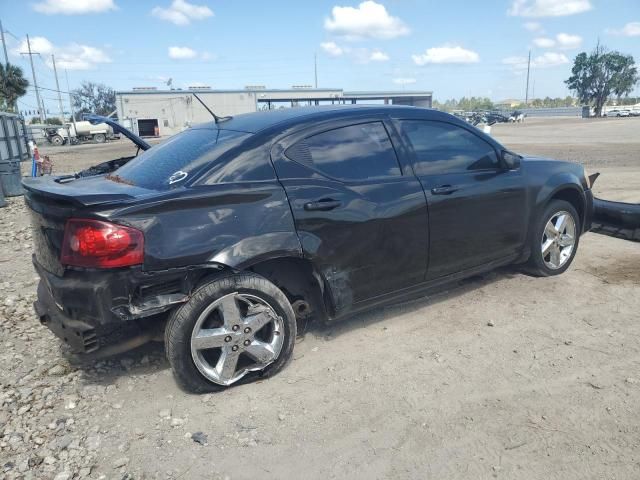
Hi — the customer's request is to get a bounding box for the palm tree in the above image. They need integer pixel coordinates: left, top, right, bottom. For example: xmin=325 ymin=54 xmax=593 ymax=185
xmin=0 ymin=63 xmax=29 ymax=112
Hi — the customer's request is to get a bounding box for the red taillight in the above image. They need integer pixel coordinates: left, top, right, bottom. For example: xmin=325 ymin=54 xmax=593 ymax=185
xmin=61 ymin=219 xmax=144 ymax=268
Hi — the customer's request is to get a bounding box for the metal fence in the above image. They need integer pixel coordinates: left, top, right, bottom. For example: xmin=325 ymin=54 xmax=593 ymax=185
xmin=0 ymin=112 xmax=30 ymax=200
xmin=495 ymin=106 xmax=583 ymax=117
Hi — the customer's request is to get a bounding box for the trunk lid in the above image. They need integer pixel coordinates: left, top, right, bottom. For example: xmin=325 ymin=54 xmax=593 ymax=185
xmin=23 ymin=175 xmax=153 ymax=276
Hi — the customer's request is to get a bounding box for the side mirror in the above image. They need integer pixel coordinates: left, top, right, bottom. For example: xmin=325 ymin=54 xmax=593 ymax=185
xmin=502 ymin=150 xmax=521 ymax=170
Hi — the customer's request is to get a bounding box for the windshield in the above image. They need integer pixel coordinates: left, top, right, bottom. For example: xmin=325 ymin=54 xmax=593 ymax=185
xmin=110 ymin=128 xmax=249 ymax=190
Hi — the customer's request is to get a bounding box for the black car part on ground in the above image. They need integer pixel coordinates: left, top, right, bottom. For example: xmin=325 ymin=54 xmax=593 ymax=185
xmin=591 ymin=198 xmax=640 ymax=242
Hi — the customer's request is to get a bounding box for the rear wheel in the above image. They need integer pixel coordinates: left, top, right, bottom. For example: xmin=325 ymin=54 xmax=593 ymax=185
xmin=165 ymin=273 xmax=296 ymax=393
xmin=525 ymin=199 xmax=580 ymax=277
xmin=93 ymin=133 xmax=106 ymax=143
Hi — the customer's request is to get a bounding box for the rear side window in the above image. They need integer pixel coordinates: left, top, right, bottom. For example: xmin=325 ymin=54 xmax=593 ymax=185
xmin=112 ymin=128 xmax=249 ymax=190
xmin=400 ymin=120 xmax=499 ymax=175
xmin=286 ymin=122 xmax=400 ymax=181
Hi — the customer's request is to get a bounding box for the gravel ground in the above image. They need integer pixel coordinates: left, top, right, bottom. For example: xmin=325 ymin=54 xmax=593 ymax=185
xmin=2 ymin=117 xmax=639 ymax=479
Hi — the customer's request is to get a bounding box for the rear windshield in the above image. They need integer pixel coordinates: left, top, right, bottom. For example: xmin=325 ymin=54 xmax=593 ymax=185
xmin=111 ymin=128 xmax=249 ymax=190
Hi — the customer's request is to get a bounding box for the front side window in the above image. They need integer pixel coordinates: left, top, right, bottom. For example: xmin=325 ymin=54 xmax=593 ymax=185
xmin=400 ymin=120 xmax=499 ymax=176
xmin=286 ymin=122 xmax=401 ymax=182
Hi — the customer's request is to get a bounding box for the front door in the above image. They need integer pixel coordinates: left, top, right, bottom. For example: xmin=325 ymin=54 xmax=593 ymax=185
xmin=272 ymin=120 xmax=429 ymax=314
xmin=398 ymin=119 xmax=527 ymax=279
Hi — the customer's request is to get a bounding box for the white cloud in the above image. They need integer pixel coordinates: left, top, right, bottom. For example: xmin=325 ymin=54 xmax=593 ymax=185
xmin=324 ymin=1 xmax=410 ymax=40
xmin=33 ymin=0 xmax=116 ymax=14
xmin=12 ymin=36 xmax=110 ymax=70
xmin=533 ymin=37 xmax=556 ymax=48
xmin=168 ymin=46 xmax=197 ymax=59
xmin=523 ymin=21 xmax=543 ymax=32
xmin=533 ymin=52 xmax=570 ymax=67
xmin=532 ymin=33 xmax=582 ymax=50
xmin=606 ymin=22 xmax=640 ymax=37
xmin=393 ymin=77 xmax=416 ymax=85
xmin=556 ymin=33 xmax=582 ymax=49
xmin=369 ymin=50 xmax=389 ymax=62
xmin=503 ymin=51 xmax=569 ymax=70
xmin=412 ymin=45 xmax=479 ymax=65
xmin=152 ymin=0 xmax=213 ymax=26
xmin=167 ymin=46 xmax=213 ymax=60
xmin=320 ymin=41 xmax=344 ymax=56
xmin=508 ymin=0 xmax=592 ymax=17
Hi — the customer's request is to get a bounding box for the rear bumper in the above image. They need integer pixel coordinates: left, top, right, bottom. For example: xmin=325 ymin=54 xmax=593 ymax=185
xmin=34 ymin=280 xmax=99 ymax=352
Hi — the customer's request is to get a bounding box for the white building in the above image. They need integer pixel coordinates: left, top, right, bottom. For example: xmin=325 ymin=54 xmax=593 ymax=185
xmin=116 ymin=87 xmax=433 ymax=136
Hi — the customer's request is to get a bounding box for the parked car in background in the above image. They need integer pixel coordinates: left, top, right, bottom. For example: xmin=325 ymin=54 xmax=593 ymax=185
xmin=604 ymin=109 xmax=631 ymax=117
xmin=23 ymin=106 xmax=595 ymax=392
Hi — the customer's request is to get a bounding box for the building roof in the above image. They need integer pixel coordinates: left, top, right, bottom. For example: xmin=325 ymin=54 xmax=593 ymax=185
xmin=116 ymin=88 xmax=343 ymax=95
xmin=116 ymin=88 xmax=433 ymax=100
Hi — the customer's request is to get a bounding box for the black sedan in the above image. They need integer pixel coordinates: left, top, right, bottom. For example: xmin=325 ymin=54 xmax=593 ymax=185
xmin=24 ymin=106 xmax=594 ymax=392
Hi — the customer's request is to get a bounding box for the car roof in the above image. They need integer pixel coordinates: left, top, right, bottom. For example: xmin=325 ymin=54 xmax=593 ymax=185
xmin=197 ymin=105 xmax=450 ymax=134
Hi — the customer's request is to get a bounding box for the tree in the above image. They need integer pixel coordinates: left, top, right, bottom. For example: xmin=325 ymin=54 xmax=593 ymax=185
xmin=0 ymin=63 xmax=29 ymax=112
xmin=71 ymin=81 xmax=116 ymax=119
xmin=565 ymin=44 xmax=639 ymax=117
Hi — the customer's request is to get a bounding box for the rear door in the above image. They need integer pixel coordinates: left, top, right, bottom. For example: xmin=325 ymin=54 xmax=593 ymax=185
xmin=272 ymin=118 xmax=428 ymax=314
xmin=397 ymin=119 xmax=527 ymax=280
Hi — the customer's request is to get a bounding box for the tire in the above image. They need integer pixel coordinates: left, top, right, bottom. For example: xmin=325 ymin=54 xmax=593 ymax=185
xmin=93 ymin=133 xmax=106 ymax=143
xmin=50 ymin=135 xmax=64 ymax=146
xmin=525 ymin=199 xmax=581 ymax=277
xmin=165 ymin=273 xmax=296 ymax=393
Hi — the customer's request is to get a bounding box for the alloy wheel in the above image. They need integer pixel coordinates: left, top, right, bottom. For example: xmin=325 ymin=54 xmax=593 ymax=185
xmin=190 ymin=292 xmax=284 ymax=386
xmin=541 ymin=210 xmax=576 ymax=270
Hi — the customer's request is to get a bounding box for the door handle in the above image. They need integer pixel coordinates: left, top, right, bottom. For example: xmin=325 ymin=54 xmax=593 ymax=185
xmin=303 ymin=199 xmax=342 ymax=211
xmin=431 ymin=185 xmax=458 ymax=195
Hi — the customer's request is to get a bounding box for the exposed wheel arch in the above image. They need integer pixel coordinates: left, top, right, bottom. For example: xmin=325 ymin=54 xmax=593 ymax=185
xmin=247 ymin=257 xmax=330 ymax=326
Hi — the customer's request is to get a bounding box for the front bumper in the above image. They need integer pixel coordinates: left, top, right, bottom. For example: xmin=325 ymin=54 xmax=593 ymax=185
xmin=591 ymin=197 xmax=640 ymax=242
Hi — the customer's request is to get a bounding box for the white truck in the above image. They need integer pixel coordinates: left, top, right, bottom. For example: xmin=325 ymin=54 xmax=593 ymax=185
xmin=45 ymin=120 xmax=116 ymax=146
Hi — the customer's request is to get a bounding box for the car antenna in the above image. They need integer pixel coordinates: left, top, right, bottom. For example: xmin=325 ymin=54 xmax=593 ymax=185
xmin=191 ymin=93 xmax=232 ymax=123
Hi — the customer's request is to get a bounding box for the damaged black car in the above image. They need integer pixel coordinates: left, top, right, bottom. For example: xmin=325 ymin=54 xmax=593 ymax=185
xmin=24 ymin=106 xmax=596 ymax=392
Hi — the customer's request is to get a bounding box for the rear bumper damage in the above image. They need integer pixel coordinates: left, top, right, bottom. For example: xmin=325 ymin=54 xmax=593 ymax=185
xmin=31 ymin=256 xmax=219 ymax=353
xmin=591 ymin=198 xmax=640 ymax=242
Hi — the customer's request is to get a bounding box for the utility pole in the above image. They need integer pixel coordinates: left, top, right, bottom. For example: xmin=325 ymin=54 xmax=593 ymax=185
xmin=0 ymin=20 xmax=8 ymax=65
xmin=314 ymin=53 xmax=318 ymax=89
xmin=65 ymin=69 xmax=78 ymax=138
xmin=525 ymin=50 xmax=531 ymax=106
xmin=52 ymin=54 xmax=71 ymax=142
xmin=22 ymin=34 xmax=45 ymax=123
xmin=51 ymin=54 xmax=65 ymax=120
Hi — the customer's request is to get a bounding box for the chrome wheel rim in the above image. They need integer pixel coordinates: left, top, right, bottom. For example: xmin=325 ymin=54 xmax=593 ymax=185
xmin=541 ymin=210 xmax=576 ymax=270
xmin=190 ymin=293 xmax=284 ymax=386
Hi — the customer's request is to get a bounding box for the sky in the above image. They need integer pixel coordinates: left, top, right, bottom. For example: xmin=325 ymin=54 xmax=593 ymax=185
xmin=2 ymin=0 xmax=640 ymax=117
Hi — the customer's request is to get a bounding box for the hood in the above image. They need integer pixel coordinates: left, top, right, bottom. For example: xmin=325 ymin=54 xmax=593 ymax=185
xmin=86 ymin=115 xmax=151 ymax=151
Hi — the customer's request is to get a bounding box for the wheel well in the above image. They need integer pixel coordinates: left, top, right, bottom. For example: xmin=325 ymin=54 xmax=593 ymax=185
xmin=247 ymin=257 xmax=328 ymax=324
xmin=550 ymin=188 xmax=584 ymax=228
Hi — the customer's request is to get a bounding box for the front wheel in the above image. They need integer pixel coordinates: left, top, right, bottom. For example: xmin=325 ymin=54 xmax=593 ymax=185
xmin=525 ymin=200 xmax=580 ymax=277
xmin=165 ymin=273 xmax=296 ymax=393
xmin=50 ymin=135 xmax=64 ymax=146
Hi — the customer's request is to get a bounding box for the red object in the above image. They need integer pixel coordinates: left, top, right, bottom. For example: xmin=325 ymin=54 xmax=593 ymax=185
xmin=61 ymin=219 xmax=144 ymax=268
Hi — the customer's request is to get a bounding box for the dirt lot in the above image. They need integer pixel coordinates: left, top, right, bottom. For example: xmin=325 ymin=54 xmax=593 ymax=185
xmin=2 ymin=117 xmax=639 ymax=480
